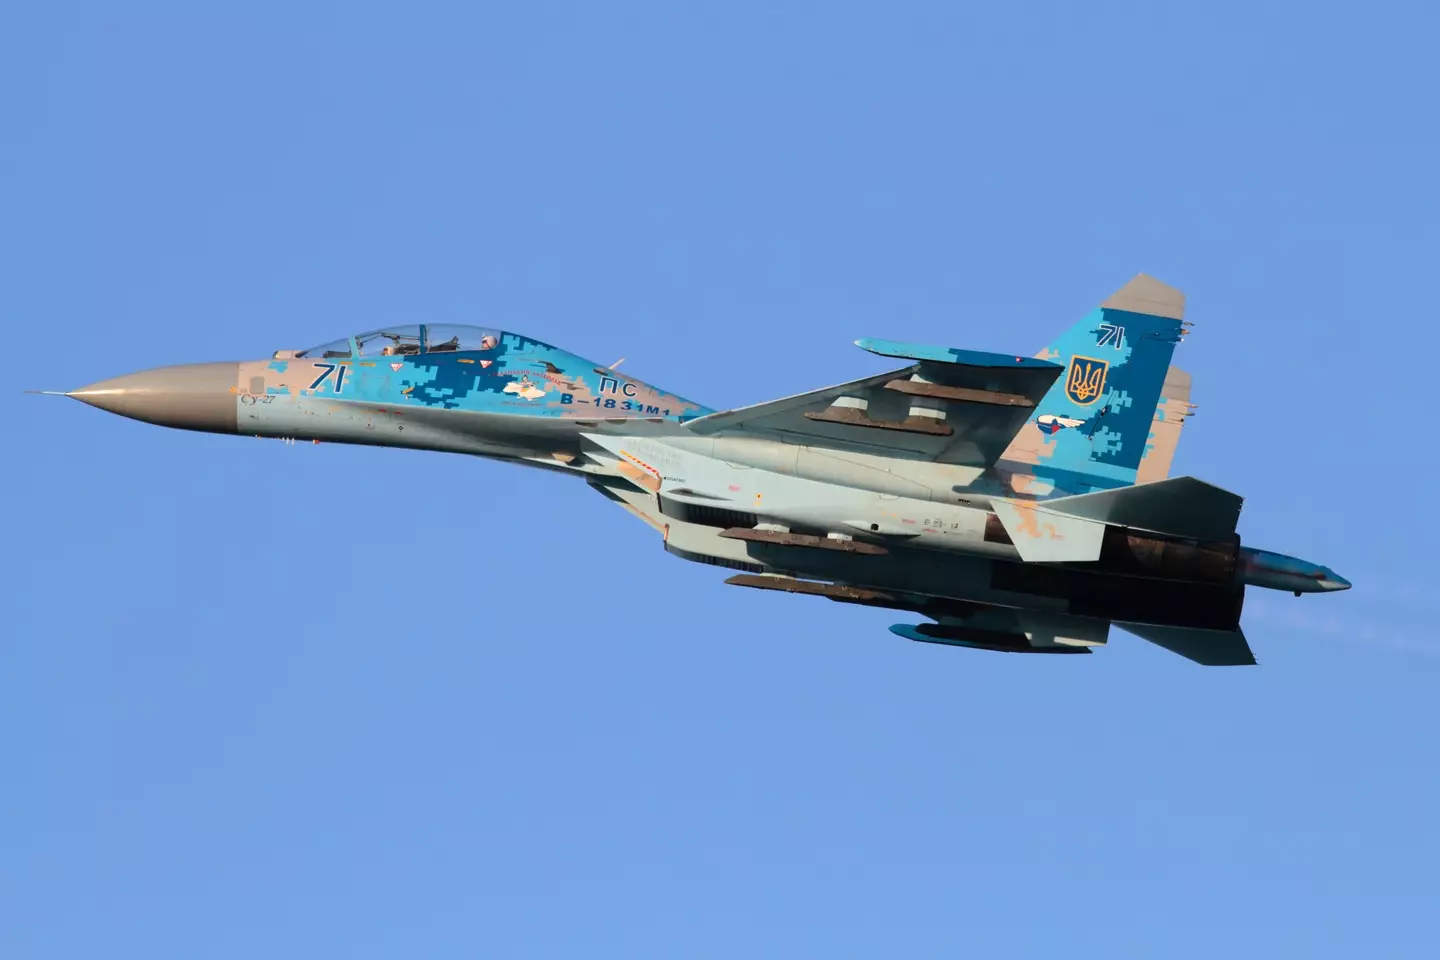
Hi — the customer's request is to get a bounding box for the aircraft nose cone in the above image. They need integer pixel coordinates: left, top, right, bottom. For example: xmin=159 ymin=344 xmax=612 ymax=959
xmin=69 ymin=362 xmax=240 ymax=434
xmin=1321 ymin=569 xmax=1352 ymax=592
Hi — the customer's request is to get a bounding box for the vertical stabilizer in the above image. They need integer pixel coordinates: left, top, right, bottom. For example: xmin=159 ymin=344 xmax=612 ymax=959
xmin=1136 ymin=366 xmax=1195 ymax=483
xmin=1002 ymin=274 xmax=1187 ymax=490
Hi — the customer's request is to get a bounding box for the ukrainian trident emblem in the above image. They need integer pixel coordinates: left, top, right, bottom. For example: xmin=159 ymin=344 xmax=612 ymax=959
xmin=1064 ymin=356 xmax=1108 ymax=405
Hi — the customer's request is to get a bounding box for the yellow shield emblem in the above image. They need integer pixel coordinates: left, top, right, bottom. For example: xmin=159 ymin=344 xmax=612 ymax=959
xmin=1065 ymin=356 xmax=1108 ymax=406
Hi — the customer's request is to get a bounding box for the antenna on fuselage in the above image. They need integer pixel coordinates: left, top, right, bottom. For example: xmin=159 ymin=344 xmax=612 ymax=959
xmin=608 ymin=358 xmax=626 ymax=370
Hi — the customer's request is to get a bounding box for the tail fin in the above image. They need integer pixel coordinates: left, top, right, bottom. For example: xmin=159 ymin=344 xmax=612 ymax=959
xmin=1136 ymin=366 xmax=1195 ymax=483
xmin=1002 ymin=274 xmax=1187 ymax=489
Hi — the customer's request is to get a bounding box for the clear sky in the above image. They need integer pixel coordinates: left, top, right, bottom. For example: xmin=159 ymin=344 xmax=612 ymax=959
xmin=5 ymin=2 xmax=1439 ymax=956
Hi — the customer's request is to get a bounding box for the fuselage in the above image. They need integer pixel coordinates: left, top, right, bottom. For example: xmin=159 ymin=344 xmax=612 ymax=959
xmin=67 ymin=324 xmax=711 ymax=459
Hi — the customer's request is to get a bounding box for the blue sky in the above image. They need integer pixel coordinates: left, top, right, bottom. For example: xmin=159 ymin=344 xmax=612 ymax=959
xmin=5 ymin=2 xmax=1439 ymax=956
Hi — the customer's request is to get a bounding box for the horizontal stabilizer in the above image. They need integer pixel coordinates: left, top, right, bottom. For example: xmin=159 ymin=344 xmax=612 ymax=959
xmin=1120 ymin=622 xmax=1256 ymax=666
xmin=1039 ymin=475 xmax=1242 ymax=542
xmin=991 ymin=500 xmax=1106 ymax=562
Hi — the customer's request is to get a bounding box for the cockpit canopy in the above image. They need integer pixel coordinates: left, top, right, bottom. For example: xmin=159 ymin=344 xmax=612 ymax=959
xmin=295 ymin=324 xmax=504 ymax=359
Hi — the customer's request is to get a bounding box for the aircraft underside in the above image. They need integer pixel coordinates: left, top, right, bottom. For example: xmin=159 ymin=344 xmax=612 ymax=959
xmin=586 ymin=472 xmax=1256 ymax=665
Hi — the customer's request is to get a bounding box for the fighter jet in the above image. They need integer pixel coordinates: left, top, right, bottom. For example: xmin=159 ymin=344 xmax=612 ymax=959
xmin=36 ymin=276 xmax=1349 ymax=665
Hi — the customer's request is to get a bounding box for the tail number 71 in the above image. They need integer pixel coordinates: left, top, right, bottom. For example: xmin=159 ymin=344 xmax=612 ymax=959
xmin=1097 ymin=323 xmax=1126 ymax=349
xmin=308 ymin=363 xmax=348 ymax=393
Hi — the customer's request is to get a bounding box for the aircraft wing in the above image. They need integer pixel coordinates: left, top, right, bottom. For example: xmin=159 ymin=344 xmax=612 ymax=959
xmin=684 ymin=342 xmax=1063 ymax=467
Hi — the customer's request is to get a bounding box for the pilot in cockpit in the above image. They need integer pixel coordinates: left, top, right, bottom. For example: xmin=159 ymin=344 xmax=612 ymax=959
xmin=479 ymin=334 xmax=498 ymax=350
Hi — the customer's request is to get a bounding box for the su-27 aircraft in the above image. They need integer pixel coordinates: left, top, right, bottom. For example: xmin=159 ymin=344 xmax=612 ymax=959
xmin=38 ymin=274 xmax=1349 ymax=665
